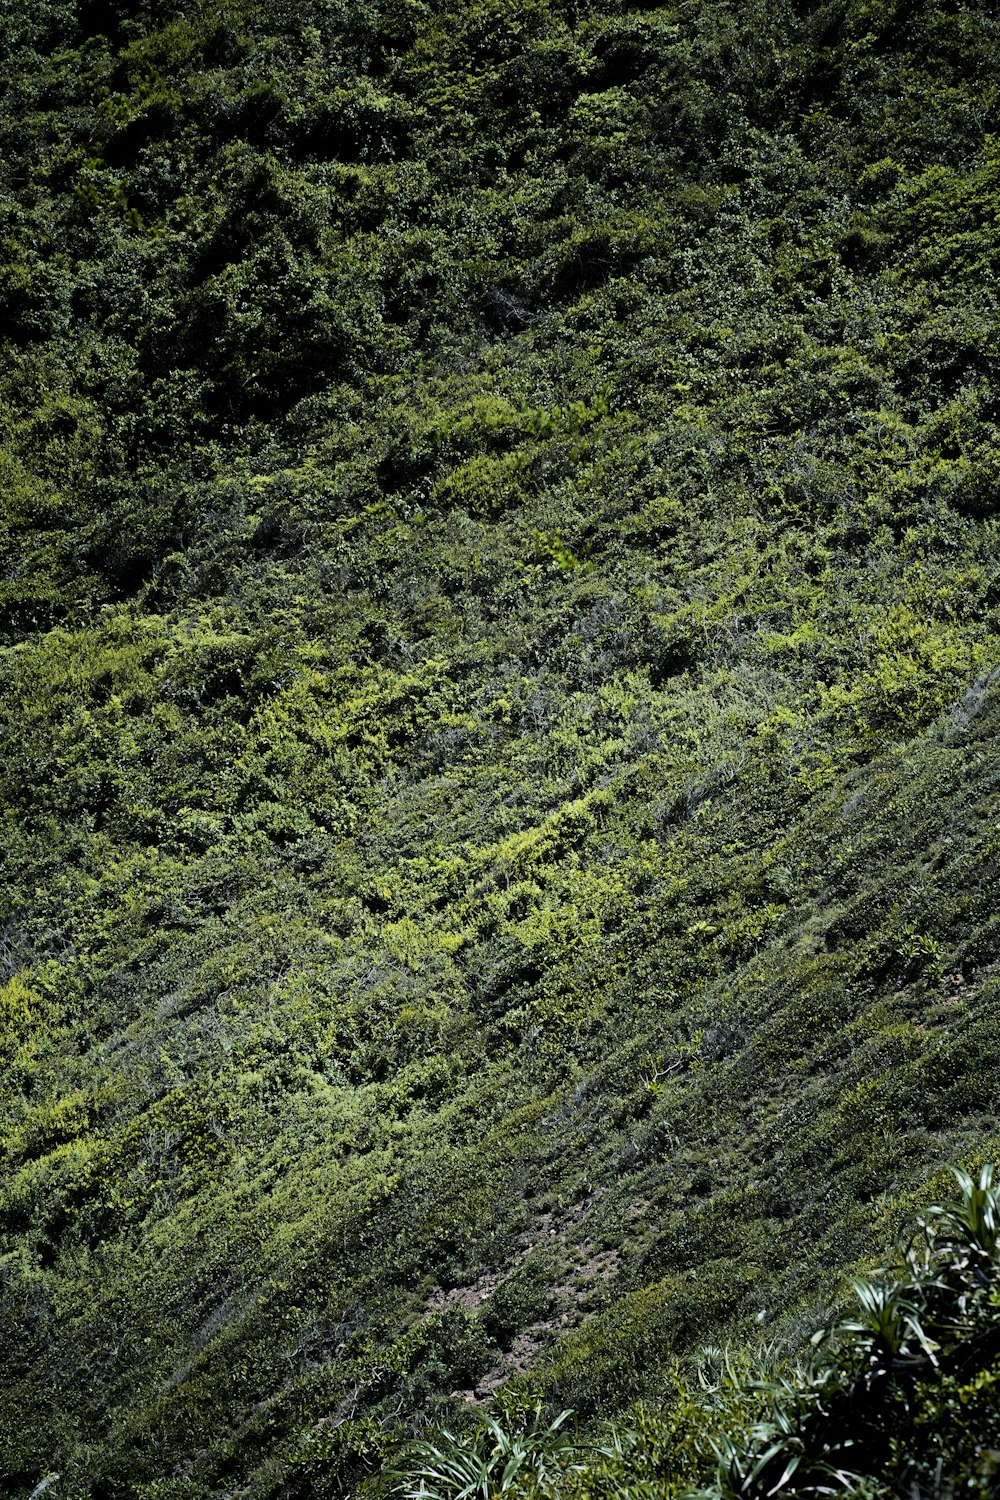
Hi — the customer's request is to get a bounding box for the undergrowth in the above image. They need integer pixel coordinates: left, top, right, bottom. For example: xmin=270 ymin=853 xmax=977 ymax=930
xmin=388 ymin=1166 xmax=1000 ymax=1499
xmin=2 ymin=1 xmax=1000 ymax=1495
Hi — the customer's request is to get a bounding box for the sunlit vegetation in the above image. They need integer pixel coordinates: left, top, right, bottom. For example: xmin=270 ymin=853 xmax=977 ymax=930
xmin=2 ymin=0 xmax=1000 ymax=1496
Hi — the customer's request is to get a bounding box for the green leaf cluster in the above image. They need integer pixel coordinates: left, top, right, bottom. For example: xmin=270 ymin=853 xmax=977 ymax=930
xmin=2 ymin=1 xmax=1000 ymax=1496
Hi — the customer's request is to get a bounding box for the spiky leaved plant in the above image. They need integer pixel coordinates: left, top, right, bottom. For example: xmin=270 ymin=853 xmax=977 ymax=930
xmin=835 ymin=1278 xmax=939 ymax=1388
xmin=928 ymin=1164 xmax=1000 ymax=1260
xmin=389 ymin=1405 xmax=584 ymax=1500
xmin=700 ymin=1353 xmax=861 ymax=1500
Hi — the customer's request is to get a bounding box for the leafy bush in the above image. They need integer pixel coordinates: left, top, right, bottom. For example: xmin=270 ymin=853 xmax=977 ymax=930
xmin=388 ymin=1167 xmax=1000 ymax=1500
xmin=4 ymin=1 xmax=1000 ymax=1496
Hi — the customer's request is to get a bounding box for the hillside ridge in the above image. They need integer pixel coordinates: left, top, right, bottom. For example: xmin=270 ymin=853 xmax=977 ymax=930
xmin=1 ymin=1 xmax=1000 ymax=1496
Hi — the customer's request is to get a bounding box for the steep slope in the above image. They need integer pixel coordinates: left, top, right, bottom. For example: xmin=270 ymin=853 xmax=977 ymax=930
xmin=1 ymin=2 xmax=999 ymax=1496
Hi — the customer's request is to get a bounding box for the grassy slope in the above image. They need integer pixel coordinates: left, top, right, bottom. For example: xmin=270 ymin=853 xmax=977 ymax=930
xmin=1 ymin=0 xmax=1000 ymax=1495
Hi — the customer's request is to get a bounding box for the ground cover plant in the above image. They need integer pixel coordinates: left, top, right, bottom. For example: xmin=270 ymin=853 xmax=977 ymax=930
xmin=1 ymin=0 xmax=1000 ymax=1495
xmin=390 ymin=1165 xmax=1000 ymax=1497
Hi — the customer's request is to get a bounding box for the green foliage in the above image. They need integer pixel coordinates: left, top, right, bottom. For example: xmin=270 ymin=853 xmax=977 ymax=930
xmin=2 ymin=0 xmax=1000 ymax=1496
xmin=694 ymin=1163 xmax=1000 ymax=1500
xmin=389 ymin=1406 xmax=582 ymax=1500
xmin=388 ymin=1169 xmax=1000 ymax=1499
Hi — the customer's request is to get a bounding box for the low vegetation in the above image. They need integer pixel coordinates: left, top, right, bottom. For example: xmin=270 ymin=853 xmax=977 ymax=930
xmin=1 ymin=0 xmax=999 ymax=1495
xmin=390 ymin=1166 xmax=1000 ymax=1498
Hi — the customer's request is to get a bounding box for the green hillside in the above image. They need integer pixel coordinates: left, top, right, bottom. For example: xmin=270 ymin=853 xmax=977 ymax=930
xmin=1 ymin=0 xmax=999 ymax=1495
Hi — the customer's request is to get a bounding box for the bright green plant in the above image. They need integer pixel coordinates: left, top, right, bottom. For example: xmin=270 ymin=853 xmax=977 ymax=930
xmin=389 ymin=1406 xmax=583 ymax=1500
xmin=922 ymin=1163 xmax=1000 ymax=1262
xmin=834 ymin=1279 xmax=939 ymax=1384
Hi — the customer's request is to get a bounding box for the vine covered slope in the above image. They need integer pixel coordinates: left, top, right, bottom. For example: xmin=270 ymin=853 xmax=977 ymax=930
xmin=1 ymin=0 xmax=1000 ymax=1495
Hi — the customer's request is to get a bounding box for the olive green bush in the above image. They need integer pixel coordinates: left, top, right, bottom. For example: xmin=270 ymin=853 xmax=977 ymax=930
xmin=3 ymin=1 xmax=1000 ymax=1496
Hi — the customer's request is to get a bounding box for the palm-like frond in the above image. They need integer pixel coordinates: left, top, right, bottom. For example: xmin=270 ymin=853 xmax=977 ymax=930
xmin=389 ymin=1405 xmax=583 ymax=1500
xmin=837 ymin=1277 xmax=939 ymax=1375
xmin=925 ymin=1164 xmax=1000 ymax=1262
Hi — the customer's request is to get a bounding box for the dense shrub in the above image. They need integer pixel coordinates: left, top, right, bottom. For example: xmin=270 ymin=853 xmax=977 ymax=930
xmin=2 ymin=2 xmax=1000 ymax=1497
xmin=389 ymin=1167 xmax=1000 ymax=1499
